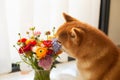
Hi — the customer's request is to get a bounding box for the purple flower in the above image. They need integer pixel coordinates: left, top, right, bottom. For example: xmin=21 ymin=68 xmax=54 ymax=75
xmin=38 ymin=56 xmax=53 ymax=70
xmin=52 ymin=38 xmax=61 ymax=53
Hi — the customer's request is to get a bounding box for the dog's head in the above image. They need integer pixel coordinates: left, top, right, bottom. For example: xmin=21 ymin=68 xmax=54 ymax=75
xmin=55 ymin=13 xmax=86 ymax=57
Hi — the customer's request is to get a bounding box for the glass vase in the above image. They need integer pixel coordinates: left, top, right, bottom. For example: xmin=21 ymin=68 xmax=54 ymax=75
xmin=34 ymin=69 xmax=51 ymax=80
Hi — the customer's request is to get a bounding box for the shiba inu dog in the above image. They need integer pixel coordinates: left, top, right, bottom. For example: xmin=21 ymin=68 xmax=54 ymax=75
xmin=56 ymin=13 xmax=120 ymax=80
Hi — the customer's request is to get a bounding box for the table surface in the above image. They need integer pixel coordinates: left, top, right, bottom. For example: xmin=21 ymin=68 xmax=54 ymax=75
xmin=0 ymin=61 xmax=78 ymax=80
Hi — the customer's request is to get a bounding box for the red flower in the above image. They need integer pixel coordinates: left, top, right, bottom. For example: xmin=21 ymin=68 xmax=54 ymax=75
xmin=25 ymin=39 xmax=37 ymax=46
xmin=18 ymin=47 xmax=24 ymax=54
xmin=18 ymin=40 xmax=36 ymax=54
xmin=23 ymin=44 xmax=32 ymax=52
xmin=46 ymin=49 xmax=53 ymax=55
xmin=18 ymin=38 xmax=27 ymax=43
xmin=42 ymin=40 xmax=52 ymax=47
xmin=29 ymin=40 xmax=36 ymax=46
xmin=18 ymin=44 xmax=35 ymax=54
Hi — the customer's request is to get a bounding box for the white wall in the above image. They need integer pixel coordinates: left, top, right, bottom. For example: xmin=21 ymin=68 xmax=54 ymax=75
xmin=108 ymin=0 xmax=120 ymax=45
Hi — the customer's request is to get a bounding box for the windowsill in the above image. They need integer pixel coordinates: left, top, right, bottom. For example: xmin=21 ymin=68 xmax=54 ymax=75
xmin=0 ymin=61 xmax=78 ymax=80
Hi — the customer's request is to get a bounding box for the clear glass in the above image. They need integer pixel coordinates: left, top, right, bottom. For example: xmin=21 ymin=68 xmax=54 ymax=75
xmin=34 ymin=69 xmax=51 ymax=80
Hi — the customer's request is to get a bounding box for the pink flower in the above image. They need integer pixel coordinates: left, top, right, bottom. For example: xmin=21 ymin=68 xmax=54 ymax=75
xmin=34 ymin=31 xmax=41 ymax=36
xmin=38 ymin=56 xmax=53 ymax=70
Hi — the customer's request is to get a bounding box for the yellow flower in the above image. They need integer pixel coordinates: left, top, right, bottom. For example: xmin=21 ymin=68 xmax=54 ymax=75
xmin=36 ymin=47 xmax=48 ymax=59
xmin=48 ymin=36 xmax=55 ymax=40
xmin=25 ymin=39 xmax=34 ymax=45
xmin=36 ymin=41 xmax=45 ymax=47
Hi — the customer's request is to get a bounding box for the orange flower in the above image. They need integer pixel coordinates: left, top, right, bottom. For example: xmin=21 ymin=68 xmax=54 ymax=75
xmin=36 ymin=41 xmax=45 ymax=47
xmin=36 ymin=47 xmax=48 ymax=59
xmin=25 ymin=39 xmax=34 ymax=44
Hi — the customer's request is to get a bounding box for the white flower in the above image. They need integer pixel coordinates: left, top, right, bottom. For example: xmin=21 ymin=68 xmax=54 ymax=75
xmin=32 ymin=46 xmax=39 ymax=52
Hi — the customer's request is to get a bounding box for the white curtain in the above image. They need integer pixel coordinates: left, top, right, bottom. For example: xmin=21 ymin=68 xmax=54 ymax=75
xmin=0 ymin=0 xmax=11 ymax=74
xmin=0 ymin=0 xmax=100 ymax=74
xmin=69 ymin=0 xmax=100 ymax=28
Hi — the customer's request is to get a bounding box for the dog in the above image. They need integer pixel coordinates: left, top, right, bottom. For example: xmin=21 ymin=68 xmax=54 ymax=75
xmin=55 ymin=13 xmax=120 ymax=80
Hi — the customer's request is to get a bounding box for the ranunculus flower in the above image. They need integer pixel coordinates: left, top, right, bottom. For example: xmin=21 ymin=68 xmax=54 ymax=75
xmin=42 ymin=40 xmax=52 ymax=47
xmin=36 ymin=47 xmax=48 ymax=59
xmin=52 ymin=38 xmax=61 ymax=53
xmin=38 ymin=56 xmax=53 ymax=70
xmin=18 ymin=38 xmax=27 ymax=43
xmin=18 ymin=39 xmax=37 ymax=54
xmin=18 ymin=44 xmax=32 ymax=54
xmin=29 ymin=40 xmax=36 ymax=46
xmin=32 ymin=46 xmax=39 ymax=52
xmin=25 ymin=39 xmax=36 ymax=46
xmin=23 ymin=44 xmax=32 ymax=52
xmin=37 ymin=41 xmax=45 ymax=47
xmin=18 ymin=46 xmax=24 ymax=54
xmin=34 ymin=31 xmax=41 ymax=36
xmin=46 ymin=49 xmax=53 ymax=55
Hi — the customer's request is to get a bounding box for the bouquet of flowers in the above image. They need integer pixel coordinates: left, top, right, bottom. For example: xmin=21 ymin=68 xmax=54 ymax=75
xmin=13 ymin=27 xmax=61 ymax=80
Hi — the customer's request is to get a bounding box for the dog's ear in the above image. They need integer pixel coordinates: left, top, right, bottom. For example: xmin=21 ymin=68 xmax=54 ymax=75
xmin=63 ymin=13 xmax=77 ymax=22
xmin=70 ymin=27 xmax=85 ymax=46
